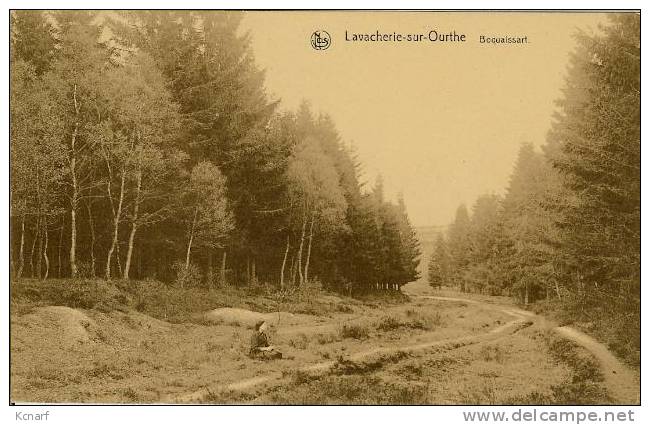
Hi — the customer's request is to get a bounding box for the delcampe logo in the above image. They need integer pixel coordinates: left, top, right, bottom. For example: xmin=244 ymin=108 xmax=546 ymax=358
xmin=311 ymin=30 xmax=331 ymax=50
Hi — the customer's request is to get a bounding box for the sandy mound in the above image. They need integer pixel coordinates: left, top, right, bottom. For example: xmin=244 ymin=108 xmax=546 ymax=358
xmin=203 ymin=307 xmax=298 ymax=328
xmin=319 ymin=295 xmax=344 ymax=304
xmin=18 ymin=306 xmax=98 ymax=346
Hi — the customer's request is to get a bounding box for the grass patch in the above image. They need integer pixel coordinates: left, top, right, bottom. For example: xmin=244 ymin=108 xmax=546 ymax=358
xmin=399 ymin=362 xmax=424 ymax=379
xmin=315 ymin=332 xmax=340 ymax=344
xmin=508 ymin=332 xmax=611 ymax=405
xmin=332 ymin=351 xmax=410 ymax=376
xmin=266 ymin=374 xmax=429 ymax=405
xmin=532 ymin=298 xmax=640 ymax=367
xmin=11 ymin=278 xmax=369 ymax=325
xmin=292 ymin=369 xmax=321 ymax=385
xmin=375 ymin=315 xmax=402 ymax=331
xmin=456 ymin=379 xmax=498 ymax=404
xmin=338 ymin=323 xmax=370 ymax=340
xmin=121 ymin=387 xmax=142 ymax=402
xmin=335 ymin=304 xmax=354 ymax=313
xmin=356 ymin=290 xmax=410 ymax=305
xmin=546 ymin=336 xmax=604 ymax=384
xmin=11 ymin=278 xmax=129 ymax=312
xmin=288 ymin=333 xmax=310 ymax=350
xmin=479 ymin=344 xmax=507 ymax=364
xmin=86 ymin=362 xmax=125 ymax=380
xmin=201 ymin=388 xmax=257 ymax=404
xmin=375 ymin=311 xmax=443 ymax=332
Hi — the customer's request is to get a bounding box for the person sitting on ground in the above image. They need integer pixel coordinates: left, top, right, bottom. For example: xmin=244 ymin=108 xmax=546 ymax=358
xmin=249 ymin=320 xmax=282 ymax=359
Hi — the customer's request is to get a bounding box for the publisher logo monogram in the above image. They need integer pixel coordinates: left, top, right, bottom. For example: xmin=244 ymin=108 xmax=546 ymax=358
xmin=311 ymin=30 xmax=331 ymax=50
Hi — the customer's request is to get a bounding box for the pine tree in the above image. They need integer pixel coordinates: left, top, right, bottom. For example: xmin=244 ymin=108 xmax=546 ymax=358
xmin=501 ymin=143 xmax=556 ymax=303
xmin=396 ymin=194 xmax=421 ymax=287
xmin=465 ymin=194 xmax=505 ymax=294
xmin=10 ymin=11 xmax=57 ymax=75
xmin=548 ymin=14 xmax=640 ymax=321
xmin=447 ymin=204 xmax=471 ymax=291
xmin=428 ymin=233 xmax=449 ymax=289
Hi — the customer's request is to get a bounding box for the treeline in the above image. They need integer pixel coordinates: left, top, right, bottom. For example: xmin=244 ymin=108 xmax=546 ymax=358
xmin=428 ymin=15 xmax=639 ymax=357
xmin=10 ymin=11 xmax=420 ymax=293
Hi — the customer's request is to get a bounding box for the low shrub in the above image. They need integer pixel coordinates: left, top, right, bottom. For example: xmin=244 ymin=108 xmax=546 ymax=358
xmin=288 ymin=333 xmax=310 ymax=350
xmin=542 ymin=332 xmax=612 ymax=404
xmin=333 ymin=356 xmax=383 ymax=375
xmin=266 ymin=375 xmax=429 ymax=405
xmin=171 ymin=261 xmax=202 ymax=289
xmin=201 ymin=388 xmax=257 ymax=404
xmin=335 ymin=304 xmax=354 ymax=313
xmin=11 ymin=278 xmax=129 ymax=312
xmin=315 ymin=332 xmax=340 ymax=344
xmin=376 ymin=316 xmax=402 ymax=331
xmin=479 ymin=344 xmax=507 ymax=364
xmin=121 ymin=387 xmax=142 ymax=402
xmin=532 ymin=296 xmax=640 ymax=367
xmin=339 ymin=323 xmax=370 ymax=340
xmin=375 ymin=311 xmax=442 ymax=332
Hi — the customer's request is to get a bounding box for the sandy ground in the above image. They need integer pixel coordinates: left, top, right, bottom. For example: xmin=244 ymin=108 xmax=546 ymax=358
xmin=555 ymin=326 xmax=639 ymax=404
xmin=10 ymin=280 xmax=639 ymax=404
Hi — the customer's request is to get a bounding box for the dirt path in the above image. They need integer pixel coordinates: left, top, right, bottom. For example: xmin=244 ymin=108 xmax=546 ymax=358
xmin=168 ymin=297 xmax=531 ymax=403
xmin=417 ymin=293 xmax=639 ymax=404
xmin=555 ymin=326 xmax=639 ymax=404
xmin=168 ymin=290 xmax=639 ymax=404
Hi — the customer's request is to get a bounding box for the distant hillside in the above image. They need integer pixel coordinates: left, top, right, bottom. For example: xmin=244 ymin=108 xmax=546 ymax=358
xmin=414 ymin=225 xmax=448 ymax=284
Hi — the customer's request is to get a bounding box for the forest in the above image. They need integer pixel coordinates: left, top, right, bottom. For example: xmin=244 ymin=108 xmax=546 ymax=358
xmin=9 ymin=10 xmax=421 ymax=294
xmin=9 ymin=11 xmax=641 ymax=363
xmin=428 ymin=15 xmax=640 ymax=360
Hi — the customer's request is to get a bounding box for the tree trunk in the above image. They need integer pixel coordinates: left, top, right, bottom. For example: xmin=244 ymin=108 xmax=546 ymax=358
xmin=29 ymin=217 xmax=39 ymax=278
xmin=115 ymin=241 xmax=123 ymax=278
xmin=17 ymin=214 xmax=25 ymax=278
xmin=246 ymin=255 xmax=251 ymax=286
xmin=185 ymin=208 xmax=198 ymax=271
xmin=304 ymin=211 xmax=316 ymax=283
xmin=69 ymin=202 xmax=77 ymax=278
xmin=35 ymin=169 xmax=42 ymax=279
xmin=251 ymin=257 xmax=256 ymax=285
xmin=85 ymin=201 xmax=96 ymax=278
xmin=296 ymin=210 xmax=307 ymax=286
xmin=207 ymin=249 xmax=214 ymax=288
xmin=137 ymin=244 xmax=143 ymax=278
xmin=290 ymin=252 xmax=297 ymax=286
xmin=280 ymin=235 xmax=290 ymax=288
xmin=42 ymin=225 xmax=49 ymax=280
xmin=185 ymin=232 xmax=194 ymax=271
xmin=123 ymin=167 xmax=142 ymax=280
xmin=123 ymin=221 xmax=138 ymax=281
xmin=106 ymin=167 xmax=127 ymax=280
xmin=10 ymin=218 xmax=15 ymax=277
xmin=69 ymin=84 xmax=80 ymax=278
xmin=36 ymin=219 xmax=43 ymax=279
xmin=57 ymin=219 xmax=64 ymax=278
xmin=524 ymin=282 xmax=529 ymax=305
xmin=220 ymin=249 xmax=227 ymax=286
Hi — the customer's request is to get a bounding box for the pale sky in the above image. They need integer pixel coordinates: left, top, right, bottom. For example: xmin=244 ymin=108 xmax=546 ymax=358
xmin=241 ymin=12 xmax=607 ymax=227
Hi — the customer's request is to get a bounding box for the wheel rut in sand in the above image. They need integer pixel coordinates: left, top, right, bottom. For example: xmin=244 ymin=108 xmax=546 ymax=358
xmin=168 ymin=296 xmax=531 ymax=403
xmin=555 ymin=326 xmax=639 ymax=404
xmin=169 ymin=293 xmax=638 ymax=404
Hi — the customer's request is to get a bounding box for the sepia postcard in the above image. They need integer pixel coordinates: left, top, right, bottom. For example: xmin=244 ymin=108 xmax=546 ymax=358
xmin=8 ymin=7 xmax=641 ymax=416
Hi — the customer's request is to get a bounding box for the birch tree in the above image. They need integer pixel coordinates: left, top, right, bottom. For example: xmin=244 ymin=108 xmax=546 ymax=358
xmin=10 ymin=60 xmax=66 ymax=279
xmin=182 ymin=162 xmax=234 ymax=278
xmin=287 ymin=136 xmax=346 ymax=286
xmin=44 ymin=14 xmax=110 ymax=278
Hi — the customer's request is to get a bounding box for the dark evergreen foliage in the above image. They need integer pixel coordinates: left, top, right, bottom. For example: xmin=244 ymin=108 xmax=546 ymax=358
xmin=9 ymin=11 xmax=421 ymax=295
